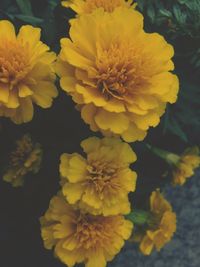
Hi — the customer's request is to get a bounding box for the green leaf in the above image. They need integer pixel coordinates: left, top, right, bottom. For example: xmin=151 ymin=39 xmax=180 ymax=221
xmin=15 ymin=14 xmax=43 ymax=25
xmin=159 ymin=9 xmax=172 ymax=18
xmin=16 ymin=0 xmax=33 ymax=16
xmin=126 ymin=210 xmax=150 ymax=225
xmin=147 ymin=4 xmax=155 ymax=23
xmin=168 ymin=118 xmax=188 ymax=143
xmin=173 ymin=4 xmax=186 ymax=24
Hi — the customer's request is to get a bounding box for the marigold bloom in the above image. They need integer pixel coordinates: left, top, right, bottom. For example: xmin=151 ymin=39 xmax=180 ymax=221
xmin=62 ymin=0 xmax=134 ymax=14
xmin=56 ymin=8 xmax=179 ymax=142
xmin=0 ymin=20 xmax=58 ymax=124
xmin=172 ymin=147 xmax=200 ymax=186
xmin=40 ymin=194 xmax=133 ymax=267
xmin=3 ymin=135 xmax=42 ymax=187
xmin=139 ymin=190 xmax=176 ymax=255
xmin=60 ymin=137 xmax=137 ymax=215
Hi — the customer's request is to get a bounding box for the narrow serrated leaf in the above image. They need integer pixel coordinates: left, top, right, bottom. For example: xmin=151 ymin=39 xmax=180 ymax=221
xmin=16 ymin=0 xmax=33 ymax=16
xmin=15 ymin=14 xmax=43 ymax=25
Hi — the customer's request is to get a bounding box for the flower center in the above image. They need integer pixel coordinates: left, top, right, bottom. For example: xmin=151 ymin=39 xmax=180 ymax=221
xmin=84 ymin=0 xmax=124 ymax=13
xmin=96 ymin=43 xmax=151 ymax=100
xmin=10 ymin=136 xmax=33 ymax=167
xmin=75 ymin=214 xmax=112 ymax=249
xmin=0 ymin=39 xmax=31 ymax=87
xmin=86 ymin=160 xmax=119 ymax=194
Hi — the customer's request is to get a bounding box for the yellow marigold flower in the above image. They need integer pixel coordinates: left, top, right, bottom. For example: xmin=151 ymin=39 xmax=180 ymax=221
xmin=0 ymin=20 xmax=58 ymax=124
xmin=60 ymin=137 xmax=137 ymax=215
xmin=62 ymin=0 xmax=135 ymax=14
xmin=3 ymin=135 xmax=42 ymax=187
xmin=172 ymin=147 xmax=200 ymax=186
xmin=139 ymin=190 xmax=176 ymax=255
xmin=40 ymin=194 xmax=133 ymax=267
xmin=56 ymin=8 xmax=179 ymax=142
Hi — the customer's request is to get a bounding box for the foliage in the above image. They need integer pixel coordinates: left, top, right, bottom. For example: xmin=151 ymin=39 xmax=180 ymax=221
xmin=136 ymin=0 xmax=200 ymax=144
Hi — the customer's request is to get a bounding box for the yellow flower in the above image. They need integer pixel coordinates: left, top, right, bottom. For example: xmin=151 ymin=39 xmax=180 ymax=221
xmin=139 ymin=190 xmax=176 ymax=255
xmin=0 ymin=20 xmax=58 ymax=124
xmin=60 ymin=137 xmax=137 ymax=215
xmin=3 ymin=135 xmax=42 ymax=187
xmin=56 ymin=8 xmax=179 ymax=142
xmin=62 ymin=0 xmax=135 ymax=14
xmin=172 ymin=147 xmax=200 ymax=186
xmin=40 ymin=194 xmax=133 ymax=267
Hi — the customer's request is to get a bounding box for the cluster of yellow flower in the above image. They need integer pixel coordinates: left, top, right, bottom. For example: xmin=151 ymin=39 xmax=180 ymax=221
xmin=0 ymin=0 xmax=178 ymax=141
xmin=138 ymin=190 xmax=177 ymax=255
xmin=57 ymin=0 xmax=179 ymax=142
xmin=147 ymin=144 xmax=200 ymax=186
xmin=0 ymin=0 xmax=199 ymax=266
xmin=41 ymin=137 xmax=136 ymax=267
xmin=39 ymin=0 xmax=180 ymax=266
xmin=3 ymin=134 xmax=42 ymax=187
xmin=0 ymin=21 xmax=57 ymax=123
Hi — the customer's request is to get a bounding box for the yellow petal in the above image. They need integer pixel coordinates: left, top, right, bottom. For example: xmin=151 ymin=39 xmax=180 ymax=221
xmin=62 ymin=183 xmax=84 ymax=204
xmin=60 ymin=77 xmax=77 ymax=93
xmin=81 ymin=104 xmax=99 ymax=131
xmin=0 ymin=85 xmax=9 ymax=103
xmin=81 ymin=137 xmax=101 ymax=154
xmin=95 ymin=109 xmax=129 ymax=134
xmin=31 ymin=81 xmax=58 ymax=108
xmin=17 ymin=25 xmax=41 ymax=47
xmin=68 ymin=154 xmax=87 ymax=183
xmin=122 ymin=122 xmax=147 ymax=142
xmin=18 ymin=84 xmax=33 ymax=97
xmin=60 ymin=153 xmax=73 ymax=178
xmin=12 ymin=97 xmax=33 ymax=124
xmin=150 ymin=190 xmax=172 ymax=213
xmin=6 ymin=91 xmax=19 ymax=108
xmin=86 ymin=250 xmax=106 ymax=267
xmin=82 ymin=187 xmax=102 ymax=209
xmin=76 ymin=84 xmax=107 ymax=106
xmin=0 ymin=20 xmax=16 ymax=40
xmin=55 ymin=241 xmax=78 ymax=267
xmin=140 ymin=235 xmax=154 ymax=255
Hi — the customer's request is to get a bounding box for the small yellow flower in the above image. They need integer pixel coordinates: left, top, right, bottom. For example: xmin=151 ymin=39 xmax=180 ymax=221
xmin=172 ymin=147 xmax=200 ymax=186
xmin=62 ymin=0 xmax=134 ymax=14
xmin=0 ymin=20 xmax=58 ymax=124
xmin=56 ymin=8 xmax=179 ymax=142
xmin=40 ymin=194 xmax=133 ymax=267
xmin=3 ymin=135 xmax=42 ymax=187
xmin=139 ymin=190 xmax=176 ymax=255
xmin=60 ymin=137 xmax=137 ymax=215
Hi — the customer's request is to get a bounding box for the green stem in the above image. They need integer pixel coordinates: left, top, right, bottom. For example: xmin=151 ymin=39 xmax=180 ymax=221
xmin=146 ymin=144 xmax=180 ymax=166
xmin=126 ymin=210 xmax=150 ymax=225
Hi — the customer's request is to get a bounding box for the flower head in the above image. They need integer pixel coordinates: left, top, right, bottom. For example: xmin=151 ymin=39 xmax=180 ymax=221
xmin=40 ymin=194 xmax=133 ymax=267
xmin=0 ymin=20 xmax=58 ymax=124
xmin=60 ymin=137 xmax=137 ymax=215
xmin=56 ymin=8 xmax=179 ymax=142
xmin=3 ymin=135 xmax=42 ymax=187
xmin=139 ymin=190 xmax=176 ymax=255
xmin=172 ymin=147 xmax=200 ymax=186
xmin=62 ymin=0 xmax=134 ymax=14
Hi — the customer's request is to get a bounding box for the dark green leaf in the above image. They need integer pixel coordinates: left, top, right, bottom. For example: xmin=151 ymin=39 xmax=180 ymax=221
xmin=15 ymin=14 xmax=43 ymax=25
xmin=16 ymin=0 xmax=33 ymax=16
xmin=168 ymin=118 xmax=188 ymax=143
xmin=147 ymin=4 xmax=155 ymax=23
xmin=159 ymin=9 xmax=172 ymax=18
